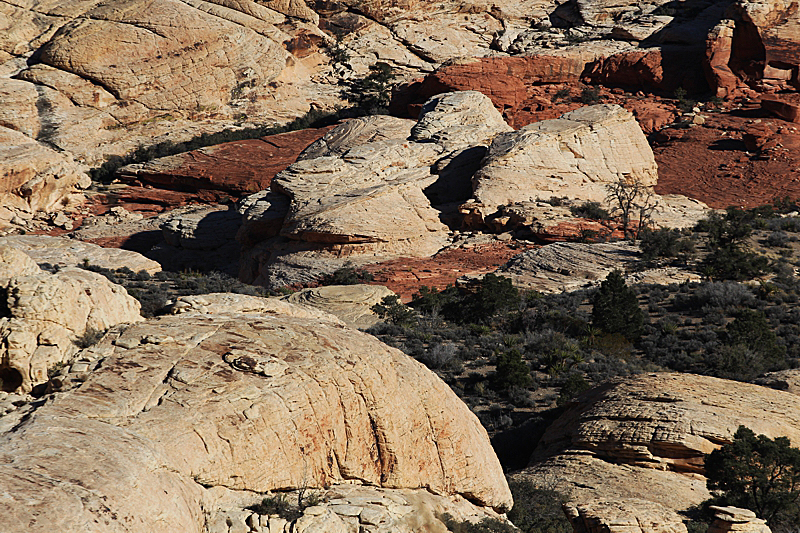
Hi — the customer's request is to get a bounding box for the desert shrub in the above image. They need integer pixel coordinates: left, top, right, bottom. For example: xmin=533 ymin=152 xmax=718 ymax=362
xmin=551 ymin=89 xmax=571 ymax=103
xmin=506 ymin=479 xmax=572 ymax=533
xmin=318 ymin=263 xmax=374 ymax=285
xmin=674 ymin=87 xmax=697 ymax=113
xmin=493 ymin=349 xmax=532 ymax=392
xmin=371 ymin=295 xmax=417 ymax=327
xmin=420 ymin=342 xmax=459 ymax=370
xmin=410 ymin=274 xmax=519 ymax=325
xmin=569 ymin=201 xmax=610 ymax=220
xmin=440 ymin=513 xmax=517 ymax=533
xmin=580 ymin=86 xmax=601 ymax=105
xmin=341 ymin=62 xmax=396 ymax=113
xmin=74 ymin=327 xmax=105 ymax=349
xmin=640 ymin=228 xmax=695 ymax=262
xmin=591 ymin=270 xmax=644 ymax=340
xmin=704 ymin=426 xmax=800 ymax=530
xmin=766 ymin=230 xmax=790 ymax=248
xmin=556 ymin=372 xmax=590 ymax=406
xmin=673 ymin=281 xmax=755 ymax=312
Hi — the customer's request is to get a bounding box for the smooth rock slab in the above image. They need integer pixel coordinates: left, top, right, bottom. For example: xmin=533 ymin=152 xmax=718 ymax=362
xmin=471 ymin=104 xmax=658 ymax=212
xmin=0 ymin=305 xmax=511 ymax=532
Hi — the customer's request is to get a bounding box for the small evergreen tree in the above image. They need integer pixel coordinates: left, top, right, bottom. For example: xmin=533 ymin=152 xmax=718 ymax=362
xmin=342 ymin=62 xmax=395 ymax=113
xmin=705 ymin=426 xmax=800 ymax=529
xmin=493 ymin=349 xmax=531 ymax=392
xmin=591 ymin=270 xmax=644 ymax=340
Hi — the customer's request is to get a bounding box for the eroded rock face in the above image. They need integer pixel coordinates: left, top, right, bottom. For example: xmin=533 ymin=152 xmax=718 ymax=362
xmin=238 ymin=93 xmax=512 ymax=289
xmin=471 ymin=104 xmax=658 ymax=214
xmin=0 ymin=234 xmax=161 ymax=274
xmin=284 ymin=284 xmax=396 ymax=329
xmin=0 ymin=126 xmax=90 ymax=228
xmin=520 ymin=373 xmax=800 ymax=512
xmin=564 ymin=499 xmax=688 ymax=533
xmin=708 ymin=506 xmax=771 ymax=533
xmin=0 ymin=245 xmax=142 ymax=392
xmin=0 ymin=306 xmax=512 ymax=532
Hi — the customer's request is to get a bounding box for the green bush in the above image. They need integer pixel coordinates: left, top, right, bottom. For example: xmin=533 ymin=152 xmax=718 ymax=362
xmin=318 ymin=263 xmax=374 ymax=285
xmin=591 ymin=270 xmax=644 ymax=341
xmin=639 ymin=228 xmax=695 ymax=262
xmin=341 ymin=62 xmax=396 ymax=113
xmin=570 ymin=201 xmax=610 ymax=220
xmin=371 ymin=295 xmax=417 ymax=327
xmin=493 ymin=349 xmax=532 ymax=392
xmin=704 ymin=426 xmax=800 ymax=530
xmin=580 ymin=86 xmax=602 ymax=105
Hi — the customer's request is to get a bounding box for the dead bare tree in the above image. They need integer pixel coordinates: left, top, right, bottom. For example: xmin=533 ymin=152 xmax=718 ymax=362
xmin=605 ymin=178 xmax=659 ymax=241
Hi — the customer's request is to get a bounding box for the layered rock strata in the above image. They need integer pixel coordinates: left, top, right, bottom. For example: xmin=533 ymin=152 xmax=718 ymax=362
xmin=563 ymin=499 xmax=688 ymax=533
xmin=519 ymin=373 xmax=800 ymax=511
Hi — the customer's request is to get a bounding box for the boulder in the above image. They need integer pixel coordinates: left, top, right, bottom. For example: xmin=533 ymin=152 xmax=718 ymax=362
xmin=284 ymin=284 xmax=396 ymax=329
xmin=0 ymin=235 xmax=161 ymax=274
xmin=0 ymin=245 xmax=142 ymax=392
xmin=0 ymin=306 xmax=512 ymax=532
xmin=520 ymin=372 xmax=800 ymax=511
xmin=708 ymin=506 xmax=771 ymax=533
xmin=563 ymin=498 xmax=688 ymax=533
xmin=761 ymin=95 xmax=800 ymax=123
xmin=470 ymin=104 xmax=658 ymax=214
xmin=298 ymin=116 xmax=415 ymax=160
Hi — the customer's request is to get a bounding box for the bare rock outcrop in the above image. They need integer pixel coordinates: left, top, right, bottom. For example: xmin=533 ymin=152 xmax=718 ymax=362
xmin=708 ymin=506 xmax=771 ymax=533
xmin=0 ymin=126 xmax=90 ymax=228
xmin=519 ymin=373 xmax=800 ymax=512
xmin=470 ymin=104 xmax=658 ymax=214
xmin=284 ymin=284 xmax=396 ymax=329
xmin=239 ymin=92 xmax=512 ymax=289
xmin=0 ymin=245 xmax=142 ymax=392
xmin=563 ymin=499 xmax=688 ymax=533
xmin=0 ymin=234 xmax=161 ymax=274
xmin=493 ymin=242 xmax=700 ymax=293
xmin=0 ymin=305 xmax=512 ymax=532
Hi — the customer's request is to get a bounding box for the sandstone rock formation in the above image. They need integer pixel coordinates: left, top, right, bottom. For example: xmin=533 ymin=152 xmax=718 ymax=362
xmin=470 ymin=104 xmax=658 ymax=214
xmin=0 ymin=126 xmax=90 ymax=229
xmin=0 ymin=245 xmax=142 ymax=392
xmin=210 ymin=483 xmax=511 ymax=533
xmin=0 ymin=234 xmax=161 ymax=274
xmin=493 ymin=241 xmax=700 ymax=293
xmin=563 ymin=499 xmax=688 ymax=533
xmin=0 ymin=305 xmax=512 ymax=532
xmin=117 ymin=127 xmax=334 ymax=197
xmin=284 ymin=284 xmax=396 ymax=329
xmin=519 ymin=372 xmax=800 ymax=511
xmin=708 ymin=506 xmax=771 ymax=533
xmin=238 ymin=92 xmax=512 ymax=289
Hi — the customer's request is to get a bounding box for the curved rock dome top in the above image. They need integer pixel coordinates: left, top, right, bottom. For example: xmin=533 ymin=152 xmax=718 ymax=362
xmin=0 ymin=303 xmax=512 ymax=532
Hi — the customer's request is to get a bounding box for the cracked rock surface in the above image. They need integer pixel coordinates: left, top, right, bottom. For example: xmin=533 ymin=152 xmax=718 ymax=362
xmin=0 ymin=303 xmax=512 ymax=532
xmin=517 ymin=372 xmax=800 ymax=511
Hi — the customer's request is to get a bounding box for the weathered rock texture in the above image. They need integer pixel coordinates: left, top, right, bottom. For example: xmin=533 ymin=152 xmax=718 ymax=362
xmin=0 ymin=234 xmax=161 ymax=274
xmin=520 ymin=372 xmax=800 ymax=511
xmin=494 ymin=242 xmax=700 ymax=293
xmin=0 ymin=245 xmax=142 ymax=392
xmin=708 ymin=506 xmax=771 ymax=533
xmin=470 ymin=104 xmax=658 ymax=213
xmin=284 ymin=284 xmax=396 ymax=329
xmin=564 ymin=499 xmax=688 ymax=533
xmin=0 ymin=305 xmax=512 ymax=532
xmin=239 ymin=92 xmax=511 ymax=289
xmin=210 ymin=483 xmax=511 ymax=533
xmin=117 ymin=127 xmax=334 ymax=197
xmin=0 ymin=126 xmax=90 ymax=227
